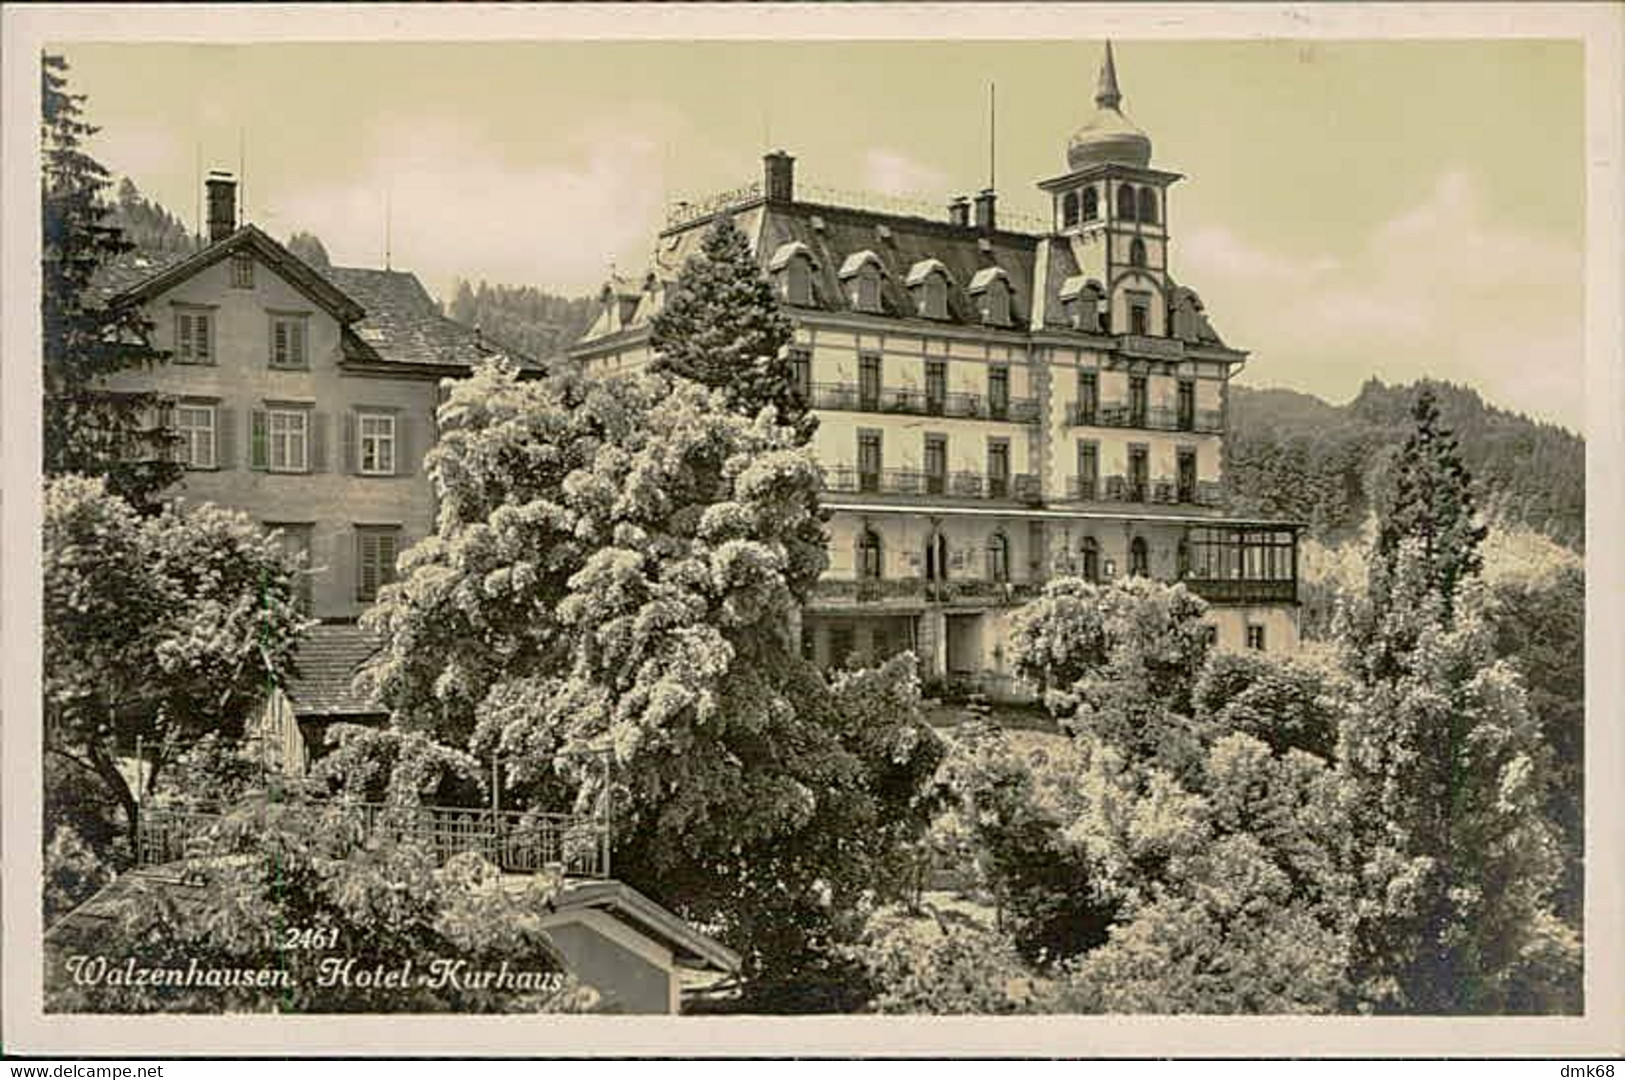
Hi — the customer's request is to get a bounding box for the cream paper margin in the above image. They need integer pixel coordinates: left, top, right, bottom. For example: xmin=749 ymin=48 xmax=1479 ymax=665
xmin=2 ymin=2 xmax=1620 ymax=1059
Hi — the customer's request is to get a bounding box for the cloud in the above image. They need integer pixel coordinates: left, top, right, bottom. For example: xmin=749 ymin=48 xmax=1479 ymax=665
xmin=859 ymin=149 xmax=950 ymax=199
xmin=269 ymin=115 xmax=669 ymax=299
xmin=1180 ymin=171 xmax=1583 ymax=431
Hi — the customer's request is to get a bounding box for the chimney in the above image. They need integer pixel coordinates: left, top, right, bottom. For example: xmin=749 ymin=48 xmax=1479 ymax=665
xmin=973 ymin=188 xmax=997 ymax=232
xmin=947 ymin=196 xmax=971 ymax=227
xmin=763 ymin=150 xmax=795 ymax=204
xmin=206 ymin=170 xmax=237 ymax=245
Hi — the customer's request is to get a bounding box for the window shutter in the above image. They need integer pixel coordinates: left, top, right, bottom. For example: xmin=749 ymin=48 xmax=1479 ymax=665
xmin=250 ymin=410 xmax=268 ymax=470
xmin=176 ymin=314 xmax=192 ymax=359
xmin=396 ymin=414 xmax=413 ymax=476
xmin=197 ymin=316 xmax=210 ymax=361
xmin=216 ymin=407 xmax=235 ymax=469
xmin=341 ymin=412 xmax=358 ymax=474
xmin=292 ymin=321 xmax=306 ymax=366
xmin=273 ymin=321 xmax=287 ymax=365
xmin=356 ymin=531 xmax=375 ymax=601
xmin=310 ymin=411 xmax=328 ymax=472
xmin=379 ymin=532 xmax=399 ymax=586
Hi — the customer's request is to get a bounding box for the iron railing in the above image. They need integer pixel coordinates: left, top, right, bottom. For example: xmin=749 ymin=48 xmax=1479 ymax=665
xmin=811 ymin=578 xmax=1041 ymax=606
xmin=823 ymin=466 xmax=1041 ymax=504
xmin=810 ymin=382 xmax=1040 ymax=423
xmin=1069 ymin=402 xmax=1224 ymax=434
xmin=1182 ymin=578 xmax=1298 ymax=605
xmin=136 ymin=801 xmax=612 ymax=879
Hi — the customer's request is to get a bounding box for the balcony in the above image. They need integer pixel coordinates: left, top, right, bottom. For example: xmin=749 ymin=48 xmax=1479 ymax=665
xmin=1069 ymin=401 xmax=1223 ymax=434
xmin=1182 ymin=578 xmax=1298 ymax=605
xmin=811 ymin=382 xmax=1040 ymax=424
xmin=1071 ymin=476 xmax=1225 ymax=508
xmin=823 ymin=466 xmax=1042 ymax=504
xmin=811 ymin=577 xmax=1041 ymax=607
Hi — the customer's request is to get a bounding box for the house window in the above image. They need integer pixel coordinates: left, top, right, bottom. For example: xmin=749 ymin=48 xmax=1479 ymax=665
xmin=987 ymin=440 xmax=1010 ymax=499
xmin=267 ymin=522 xmax=313 ymax=613
xmin=988 ymin=365 xmax=1010 ymax=420
xmin=358 ymin=412 xmax=397 ymax=476
xmin=1076 ymin=441 xmax=1098 ymax=500
xmin=266 ymin=409 xmax=309 ymax=473
xmin=859 ymin=353 xmax=882 ymax=410
xmin=1082 ymin=187 xmax=1099 ymax=222
xmin=356 ymin=526 xmax=402 ymax=603
xmin=790 ymin=347 xmax=813 ymax=405
xmin=987 ymin=533 xmax=1010 ymax=584
xmin=1130 ymin=536 xmax=1149 ymax=578
xmin=1138 ymin=187 xmax=1159 ymax=225
xmin=1061 ymin=191 xmax=1080 ymax=227
xmin=858 ymin=528 xmax=884 ymax=579
xmin=1077 ymin=371 xmax=1098 ymax=425
xmin=1117 ymin=183 xmax=1137 ymax=221
xmin=858 ymin=432 xmax=883 ymax=493
xmin=174 ymin=311 xmax=212 ymax=363
xmin=925 ymin=360 xmax=947 ymax=415
xmin=231 ymin=253 xmax=255 ymax=289
xmin=924 ymin=434 xmax=947 ymax=495
xmin=1246 ymin=624 xmax=1267 ymax=651
xmin=1130 ymin=238 xmax=1147 ymax=268
xmin=175 ymin=404 xmax=217 ymax=470
xmin=1081 ymin=537 xmax=1100 ymax=583
xmin=270 ymin=314 xmax=309 ymax=368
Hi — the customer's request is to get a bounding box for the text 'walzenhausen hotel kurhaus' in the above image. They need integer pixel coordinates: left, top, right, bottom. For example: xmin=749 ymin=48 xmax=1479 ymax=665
xmin=572 ymin=46 xmax=1303 ymax=699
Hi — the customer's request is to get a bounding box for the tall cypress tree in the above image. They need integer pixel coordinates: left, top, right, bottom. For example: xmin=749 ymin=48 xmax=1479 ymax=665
xmin=649 ymin=214 xmax=812 ymax=438
xmin=42 ymin=52 xmax=179 ymax=507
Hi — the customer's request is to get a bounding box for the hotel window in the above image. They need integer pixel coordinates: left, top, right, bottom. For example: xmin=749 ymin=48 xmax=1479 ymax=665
xmin=858 ymin=529 xmax=884 ymax=580
xmin=829 ymin=627 xmax=855 ymax=668
xmin=785 ymin=258 xmax=814 ymax=306
xmin=358 ymin=412 xmax=396 ymax=476
xmin=174 ymin=311 xmax=212 ymax=363
xmin=987 ymin=439 xmax=1010 ymax=499
xmin=175 ymin=404 xmax=217 ymax=470
xmin=1061 ymin=191 xmax=1080 ymax=227
xmin=1130 ymin=238 xmax=1147 ymax=268
xmin=856 ymin=267 xmax=882 ymax=313
xmin=1130 ymin=536 xmax=1149 ymax=578
xmin=1077 ymin=371 xmax=1098 ymax=425
xmin=1177 ymin=538 xmax=1192 ymax=579
xmin=270 ymin=314 xmax=309 ymax=368
xmin=859 ymin=353 xmax=882 ymax=410
xmin=1177 ymin=379 xmax=1196 ymax=431
xmin=988 ymin=365 xmax=1010 ymax=419
xmin=1129 ymin=296 xmax=1150 ymax=336
xmin=253 ymin=408 xmax=310 ymax=473
xmin=1082 ymin=186 xmax=1099 ymax=222
xmin=981 ymin=280 xmax=1011 ymax=327
xmin=858 ymin=431 xmax=882 ymax=493
xmin=1178 ymin=448 xmax=1198 ymax=504
xmin=987 ymin=533 xmax=1011 ymax=584
xmin=1246 ymin=624 xmax=1267 ymax=651
xmin=925 ymin=360 xmax=947 ymax=414
xmin=790 ymin=347 xmax=812 ymax=405
xmin=924 ymin=434 xmax=948 ymax=495
xmin=1076 ymin=441 xmax=1099 ymax=500
xmin=1081 ymin=537 xmax=1100 ymax=583
xmin=1129 ymin=375 xmax=1148 ymax=426
xmin=356 ymin=526 xmax=401 ymax=603
xmin=1117 ymin=183 xmax=1137 ymax=221
xmin=231 ymin=253 xmax=255 ymax=289
xmin=919 ymin=275 xmax=948 ymax=320
xmin=1128 ymin=445 xmax=1149 ymax=501
xmin=1138 ymin=187 xmax=1159 ymax=225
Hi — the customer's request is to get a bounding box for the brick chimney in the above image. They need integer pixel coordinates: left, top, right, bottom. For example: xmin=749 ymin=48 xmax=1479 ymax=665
xmin=973 ymin=188 xmax=997 ymax=232
xmin=206 ymin=171 xmax=237 ymax=245
xmin=763 ymin=150 xmax=795 ymax=204
xmin=947 ymin=196 xmax=971 ymax=227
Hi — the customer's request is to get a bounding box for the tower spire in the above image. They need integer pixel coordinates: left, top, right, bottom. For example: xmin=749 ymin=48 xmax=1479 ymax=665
xmin=1095 ymin=40 xmax=1122 ymax=110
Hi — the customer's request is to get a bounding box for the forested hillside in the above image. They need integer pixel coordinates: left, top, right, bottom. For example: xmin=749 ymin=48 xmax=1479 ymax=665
xmin=444 ymin=279 xmax=598 ymax=363
xmin=107 ymin=179 xmax=196 ymax=254
xmin=1224 ymin=379 xmax=1585 ymax=550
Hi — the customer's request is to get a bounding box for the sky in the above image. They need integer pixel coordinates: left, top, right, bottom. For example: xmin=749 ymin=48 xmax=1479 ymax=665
xmin=57 ymin=39 xmax=1585 ymax=431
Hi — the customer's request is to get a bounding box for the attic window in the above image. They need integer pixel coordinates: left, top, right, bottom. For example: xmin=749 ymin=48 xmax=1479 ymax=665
xmin=768 ymin=242 xmax=819 ymax=308
xmin=905 ymin=259 xmax=953 ymax=321
xmin=838 ymin=251 xmax=886 ymax=314
xmin=231 ymin=253 xmax=254 ymax=289
xmin=876 ymin=224 xmax=893 ymax=243
xmin=968 ymin=267 xmax=1013 ymax=328
xmin=810 ymin=215 xmax=826 ymax=232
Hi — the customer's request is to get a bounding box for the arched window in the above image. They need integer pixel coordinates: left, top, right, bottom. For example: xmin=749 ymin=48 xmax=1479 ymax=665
xmin=987 ymin=532 xmax=1010 ymax=584
xmin=785 ymin=258 xmax=813 ymax=306
xmin=1129 ymin=238 xmax=1147 ymax=268
xmin=1082 ymin=187 xmax=1099 ymax=221
xmin=1117 ymin=183 xmax=1137 ymax=222
xmin=1061 ymin=191 xmax=1080 ymax=227
xmin=1130 ymin=536 xmax=1149 ymax=577
xmin=1081 ymin=537 xmax=1100 ymax=583
xmin=1138 ymin=187 xmax=1158 ymax=225
xmin=859 ymin=528 xmax=884 ymax=579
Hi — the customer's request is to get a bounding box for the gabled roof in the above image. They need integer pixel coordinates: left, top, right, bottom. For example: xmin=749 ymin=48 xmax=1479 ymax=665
xmin=320 ymin=265 xmax=529 ymax=370
xmin=104 ymin=224 xmax=365 ymax=323
xmin=285 ymin=622 xmax=384 ymax=718
xmin=551 ymin=880 xmax=742 ymax=974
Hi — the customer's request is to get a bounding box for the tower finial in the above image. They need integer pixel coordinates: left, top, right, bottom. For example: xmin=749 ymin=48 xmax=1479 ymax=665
xmin=1095 ymin=40 xmax=1122 ymax=110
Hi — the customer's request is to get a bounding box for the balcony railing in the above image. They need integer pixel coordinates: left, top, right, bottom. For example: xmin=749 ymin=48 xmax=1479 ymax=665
xmin=824 ymin=466 xmax=1042 ymax=504
xmin=811 ymin=578 xmax=1041 ymax=606
xmin=1073 ymin=476 xmax=1225 ymax=507
xmin=811 ymin=382 xmax=1040 ymax=423
xmin=136 ymin=800 xmax=612 ymax=879
xmin=1069 ymin=402 xmax=1223 ymax=434
xmin=1182 ymin=578 xmax=1298 ymax=605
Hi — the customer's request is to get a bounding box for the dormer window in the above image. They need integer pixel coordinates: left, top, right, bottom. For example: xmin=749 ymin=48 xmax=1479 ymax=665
xmin=904 ymin=259 xmax=953 ymax=320
xmin=1082 ymin=187 xmax=1099 ymax=222
xmin=1138 ymin=187 xmax=1159 ymax=225
xmin=838 ymin=250 xmax=886 ymax=314
xmin=768 ymin=241 xmax=820 ymax=307
xmin=967 ymin=266 xmax=1013 ymax=327
xmin=1117 ymin=183 xmax=1137 ymax=221
xmin=1058 ymin=276 xmax=1105 ymax=332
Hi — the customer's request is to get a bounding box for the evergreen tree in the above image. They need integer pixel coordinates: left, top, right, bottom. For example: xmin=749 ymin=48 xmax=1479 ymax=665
xmin=649 ymin=214 xmax=811 ymax=438
xmin=42 ymin=53 xmax=180 ymax=506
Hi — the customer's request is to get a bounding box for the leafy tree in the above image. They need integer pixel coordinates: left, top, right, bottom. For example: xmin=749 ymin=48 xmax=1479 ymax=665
xmin=43 ymin=477 xmax=309 ymax=857
xmin=286 ymin=230 xmax=331 ymax=269
xmin=45 ymin=801 xmax=594 ymax=1014
xmin=41 ymin=53 xmax=180 ymax=506
xmin=845 ymin=904 xmax=1036 ymax=1014
xmin=359 ymin=361 xmax=941 ymax=1003
xmin=1192 ymin=650 xmax=1346 ymax=760
xmin=649 ymin=215 xmax=810 ymax=436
